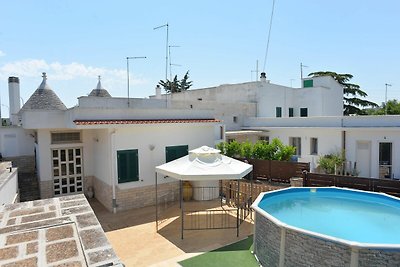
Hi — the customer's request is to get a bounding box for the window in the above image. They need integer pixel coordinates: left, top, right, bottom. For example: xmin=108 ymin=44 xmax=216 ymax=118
xmin=300 ymin=108 xmax=308 ymax=117
xmin=259 ymin=136 xmax=269 ymax=143
xmin=276 ymin=107 xmax=282 ymax=118
xmin=289 ymin=108 xmax=294 ymax=117
xmin=117 ymin=149 xmax=139 ymax=183
xmin=303 ymin=79 xmax=313 ymax=88
xmin=310 ymin=138 xmax=318 ymax=155
xmin=289 ymin=137 xmax=301 ymax=156
xmin=51 ymin=132 xmax=81 ymax=144
xmin=220 ymin=126 xmax=224 ymax=140
xmin=233 ymin=116 xmax=238 ymax=123
xmin=166 ymin=145 xmax=188 ymax=163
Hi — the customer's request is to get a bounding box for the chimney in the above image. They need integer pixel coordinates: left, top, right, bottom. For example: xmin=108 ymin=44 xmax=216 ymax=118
xmin=155 ymin=85 xmax=161 ymax=99
xmin=8 ymin=77 xmax=21 ymax=125
xmin=260 ymin=72 xmax=267 ymax=83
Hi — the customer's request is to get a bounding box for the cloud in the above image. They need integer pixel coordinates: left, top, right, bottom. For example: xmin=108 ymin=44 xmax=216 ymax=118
xmin=0 ymin=50 xmax=5 ymax=57
xmin=0 ymin=59 xmax=147 ymax=85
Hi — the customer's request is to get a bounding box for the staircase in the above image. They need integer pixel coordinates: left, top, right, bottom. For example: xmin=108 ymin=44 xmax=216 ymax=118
xmin=18 ymin=172 xmax=40 ymax=202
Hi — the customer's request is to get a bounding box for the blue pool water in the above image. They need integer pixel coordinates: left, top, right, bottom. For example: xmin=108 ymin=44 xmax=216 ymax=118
xmin=258 ymin=188 xmax=400 ymax=244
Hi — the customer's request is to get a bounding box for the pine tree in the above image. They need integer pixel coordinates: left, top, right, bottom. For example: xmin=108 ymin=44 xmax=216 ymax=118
xmin=308 ymin=71 xmax=378 ymax=115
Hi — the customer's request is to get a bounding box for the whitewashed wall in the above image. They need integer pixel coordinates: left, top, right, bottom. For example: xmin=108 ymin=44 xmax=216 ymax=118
xmin=267 ymin=128 xmax=343 ymax=171
xmin=92 ymin=129 xmax=112 ymax=185
xmin=346 ymin=128 xmax=400 ymax=178
xmin=112 ymin=123 xmax=216 ymax=189
xmin=0 ymin=127 xmax=34 ymax=157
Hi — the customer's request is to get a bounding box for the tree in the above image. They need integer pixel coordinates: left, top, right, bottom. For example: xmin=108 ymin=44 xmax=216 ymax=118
xmin=180 ymin=71 xmax=193 ymax=91
xmin=308 ymin=71 xmax=378 ymax=115
xmin=364 ymin=99 xmax=400 ymax=115
xmin=158 ymin=70 xmax=193 ymax=93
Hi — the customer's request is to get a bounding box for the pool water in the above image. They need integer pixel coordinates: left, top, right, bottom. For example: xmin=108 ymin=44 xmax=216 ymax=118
xmin=258 ymin=188 xmax=400 ymax=244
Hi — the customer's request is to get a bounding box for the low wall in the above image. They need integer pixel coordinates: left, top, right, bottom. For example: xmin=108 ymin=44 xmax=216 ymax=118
xmin=4 ymin=155 xmax=35 ymax=173
xmin=93 ymin=176 xmax=179 ymax=212
xmin=0 ymin=168 xmax=18 ymax=206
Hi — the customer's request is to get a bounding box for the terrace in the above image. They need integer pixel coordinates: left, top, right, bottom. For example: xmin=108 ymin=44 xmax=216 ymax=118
xmin=90 ymin=198 xmax=255 ymax=266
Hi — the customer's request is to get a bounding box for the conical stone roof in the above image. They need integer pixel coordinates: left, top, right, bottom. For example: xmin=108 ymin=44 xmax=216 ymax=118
xmin=21 ymin=73 xmax=67 ymax=111
xmin=88 ymin=76 xmax=111 ymax=97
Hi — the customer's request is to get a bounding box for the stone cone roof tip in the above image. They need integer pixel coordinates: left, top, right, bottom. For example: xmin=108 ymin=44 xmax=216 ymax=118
xmin=88 ymin=75 xmax=112 ymax=97
xmin=20 ymin=72 xmax=67 ymax=111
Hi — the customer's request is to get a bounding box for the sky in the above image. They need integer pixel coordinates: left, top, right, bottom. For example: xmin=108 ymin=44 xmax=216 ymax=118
xmin=0 ymin=0 xmax=399 ymax=116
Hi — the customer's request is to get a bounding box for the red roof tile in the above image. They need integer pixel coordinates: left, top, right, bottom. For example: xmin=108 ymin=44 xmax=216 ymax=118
xmin=73 ymin=119 xmax=220 ymax=125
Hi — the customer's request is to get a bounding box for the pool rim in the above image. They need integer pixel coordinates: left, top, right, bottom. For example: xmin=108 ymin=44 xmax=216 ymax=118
xmin=251 ymin=186 xmax=400 ymax=249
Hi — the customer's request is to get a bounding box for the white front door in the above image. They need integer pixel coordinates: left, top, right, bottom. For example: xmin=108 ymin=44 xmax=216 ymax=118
xmin=356 ymin=141 xmax=371 ymax=177
xmin=52 ymin=147 xmax=83 ymax=196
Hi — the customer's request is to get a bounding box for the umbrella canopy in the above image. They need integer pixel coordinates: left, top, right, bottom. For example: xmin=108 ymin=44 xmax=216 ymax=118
xmin=155 ymin=146 xmax=253 ymax=180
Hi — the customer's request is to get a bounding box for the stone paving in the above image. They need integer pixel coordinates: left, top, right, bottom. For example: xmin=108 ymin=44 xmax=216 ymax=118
xmin=0 ymin=194 xmax=122 ymax=267
xmin=90 ymin=198 xmax=254 ymax=267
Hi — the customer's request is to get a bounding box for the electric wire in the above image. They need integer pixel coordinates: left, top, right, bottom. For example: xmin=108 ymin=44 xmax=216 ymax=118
xmin=263 ymin=0 xmax=276 ymax=72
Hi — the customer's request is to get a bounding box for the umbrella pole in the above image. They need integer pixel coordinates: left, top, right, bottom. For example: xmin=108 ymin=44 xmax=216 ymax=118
xmin=181 ymin=180 xmax=184 ymax=239
xmin=237 ymin=179 xmax=240 ymax=237
xmin=155 ymin=172 xmax=158 ymax=232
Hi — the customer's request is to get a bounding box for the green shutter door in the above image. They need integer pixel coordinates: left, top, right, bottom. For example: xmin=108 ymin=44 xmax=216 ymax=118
xmin=117 ymin=149 xmax=139 ymax=183
xmin=166 ymin=145 xmax=188 ymax=162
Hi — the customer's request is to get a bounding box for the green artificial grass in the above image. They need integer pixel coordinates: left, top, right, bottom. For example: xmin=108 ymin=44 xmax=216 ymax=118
xmin=179 ymin=235 xmax=259 ymax=267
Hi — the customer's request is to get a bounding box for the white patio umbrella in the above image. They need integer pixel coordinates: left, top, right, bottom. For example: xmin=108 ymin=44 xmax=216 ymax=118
xmin=155 ymin=146 xmax=253 ymax=239
xmin=155 ymin=146 xmax=252 ymax=180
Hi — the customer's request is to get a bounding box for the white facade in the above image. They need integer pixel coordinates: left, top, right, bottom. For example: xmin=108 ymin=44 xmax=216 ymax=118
xmin=242 ymin=115 xmax=400 ymax=179
xmin=16 ymin=75 xmax=222 ymax=211
xmin=151 ymin=75 xmax=343 ymax=131
xmin=160 ymin=75 xmax=400 ymax=179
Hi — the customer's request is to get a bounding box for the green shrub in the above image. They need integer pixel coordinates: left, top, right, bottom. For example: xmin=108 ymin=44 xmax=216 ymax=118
xmin=240 ymin=141 xmax=253 ymax=159
xmin=218 ymin=138 xmax=295 ymax=161
xmin=318 ymin=152 xmax=345 ymax=174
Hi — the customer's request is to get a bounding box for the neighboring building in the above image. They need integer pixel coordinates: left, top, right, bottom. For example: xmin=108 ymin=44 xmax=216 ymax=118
xmin=151 ymin=73 xmax=343 ymax=131
xmin=17 ymin=74 xmax=222 ymax=212
xmin=152 ymin=73 xmax=400 ymax=179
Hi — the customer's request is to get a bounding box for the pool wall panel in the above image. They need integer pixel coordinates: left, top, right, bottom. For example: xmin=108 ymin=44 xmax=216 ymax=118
xmin=254 ymin=212 xmax=280 ymax=266
xmin=358 ymin=248 xmax=400 ymax=267
xmin=284 ymin=228 xmax=351 ymax=267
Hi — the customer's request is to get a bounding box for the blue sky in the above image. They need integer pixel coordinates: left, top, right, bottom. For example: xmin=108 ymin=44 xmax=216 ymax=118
xmin=0 ymin=0 xmax=399 ymax=115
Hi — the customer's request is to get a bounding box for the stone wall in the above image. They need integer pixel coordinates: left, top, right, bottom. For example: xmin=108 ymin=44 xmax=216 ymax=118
xmin=92 ymin=177 xmax=112 ymax=211
xmin=4 ymin=156 xmax=35 ymax=173
xmin=254 ymin=211 xmax=400 ymax=267
xmin=92 ymin=176 xmax=179 ymax=212
xmin=39 ymin=180 xmax=53 ymax=199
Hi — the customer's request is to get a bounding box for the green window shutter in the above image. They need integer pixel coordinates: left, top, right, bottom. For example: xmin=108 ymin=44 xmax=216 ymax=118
xmin=117 ymin=149 xmax=139 ymax=183
xmin=289 ymin=108 xmax=294 ymax=117
xmin=166 ymin=145 xmax=188 ymax=162
xmin=303 ymin=79 xmax=313 ymax=88
xmin=276 ymin=107 xmax=282 ymax=118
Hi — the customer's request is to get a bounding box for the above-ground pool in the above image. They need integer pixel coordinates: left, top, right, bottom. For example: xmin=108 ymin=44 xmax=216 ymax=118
xmin=252 ymin=187 xmax=400 ymax=267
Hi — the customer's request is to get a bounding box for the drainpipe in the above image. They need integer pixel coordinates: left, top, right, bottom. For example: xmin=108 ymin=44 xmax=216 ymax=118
xmin=110 ymin=129 xmax=117 ymax=213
